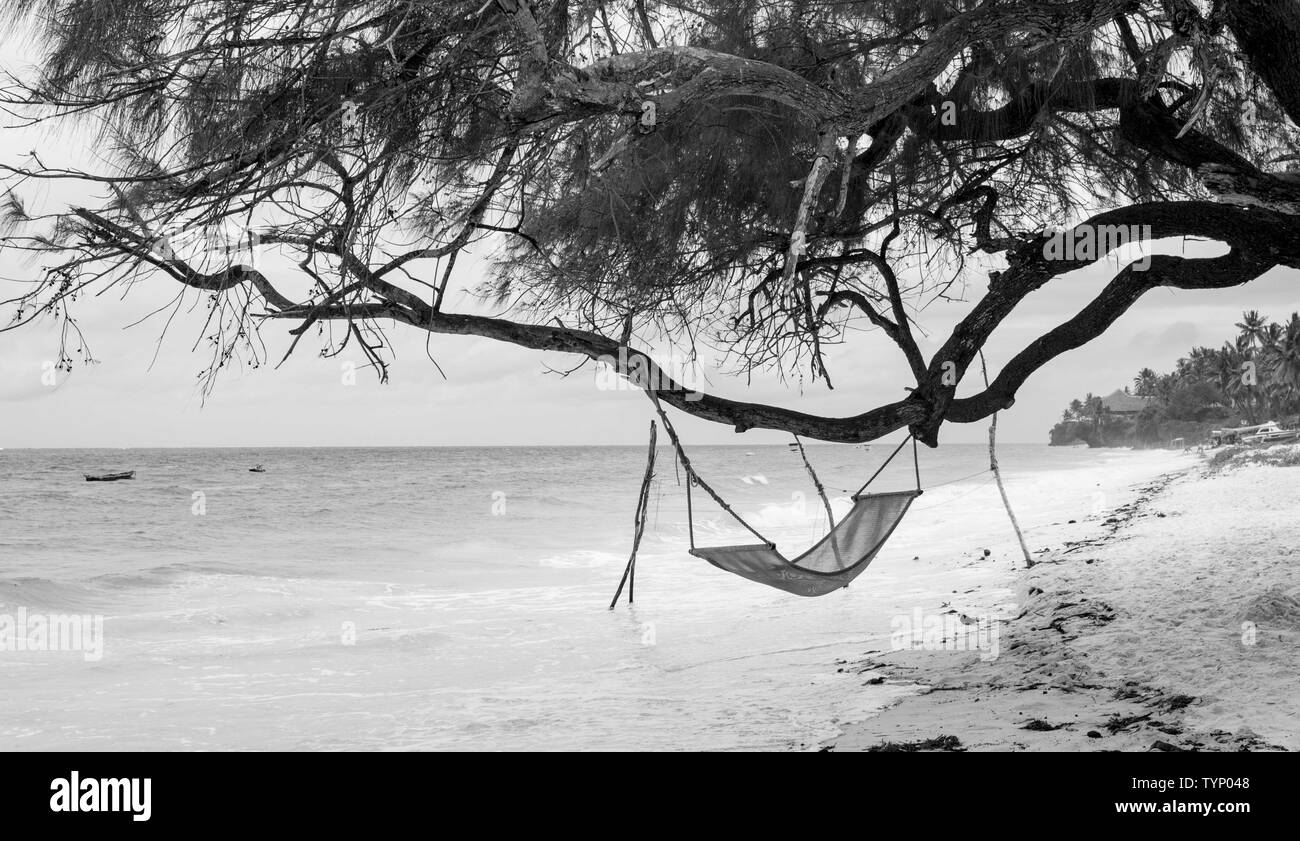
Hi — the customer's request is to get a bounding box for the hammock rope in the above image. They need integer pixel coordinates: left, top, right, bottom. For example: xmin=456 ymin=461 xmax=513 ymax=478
xmin=646 ymin=391 xmax=771 ymax=547
xmin=842 ymin=434 xmax=922 ymax=496
xmin=790 ymin=434 xmax=842 ymax=565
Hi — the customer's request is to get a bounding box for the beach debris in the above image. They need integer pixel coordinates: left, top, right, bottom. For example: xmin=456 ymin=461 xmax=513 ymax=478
xmin=1113 ymin=683 xmax=1146 ymax=701
xmin=1086 ymin=730 xmax=1102 ymax=738
xmin=1105 ymin=712 xmax=1152 ymax=733
xmin=866 ymin=735 xmax=963 ymax=752
xmin=1157 ymin=694 xmax=1197 ymax=712
xmin=1021 ymin=719 xmax=1063 ymax=731
xmin=1035 ymin=597 xmax=1116 ymax=638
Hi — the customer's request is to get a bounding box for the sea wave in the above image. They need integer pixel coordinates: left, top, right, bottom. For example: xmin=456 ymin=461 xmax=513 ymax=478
xmin=536 ymin=550 xmax=623 ymax=569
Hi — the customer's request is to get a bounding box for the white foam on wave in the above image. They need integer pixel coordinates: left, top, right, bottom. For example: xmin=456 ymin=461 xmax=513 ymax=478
xmin=536 ymin=550 xmax=624 ymax=569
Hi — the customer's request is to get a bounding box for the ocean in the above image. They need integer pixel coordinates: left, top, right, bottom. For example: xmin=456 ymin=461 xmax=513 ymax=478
xmin=0 ymin=442 xmax=1175 ymax=750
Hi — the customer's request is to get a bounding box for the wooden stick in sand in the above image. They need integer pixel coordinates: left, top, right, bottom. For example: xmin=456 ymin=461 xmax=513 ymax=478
xmin=980 ymin=351 xmax=1034 ymax=568
xmin=610 ymin=420 xmax=656 ymax=609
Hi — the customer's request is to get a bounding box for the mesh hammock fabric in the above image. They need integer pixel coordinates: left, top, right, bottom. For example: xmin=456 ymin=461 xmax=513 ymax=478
xmin=689 ymin=489 xmax=920 ymax=596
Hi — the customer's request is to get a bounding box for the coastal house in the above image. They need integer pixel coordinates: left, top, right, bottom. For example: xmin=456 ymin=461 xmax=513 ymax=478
xmin=1099 ymin=389 xmax=1153 ymax=416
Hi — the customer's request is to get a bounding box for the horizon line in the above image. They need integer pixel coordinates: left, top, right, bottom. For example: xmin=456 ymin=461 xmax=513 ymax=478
xmin=0 ymin=440 xmax=1046 ymax=450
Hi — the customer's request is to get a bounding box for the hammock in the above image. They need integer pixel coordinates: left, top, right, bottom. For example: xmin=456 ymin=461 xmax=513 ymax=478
xmin=646 ymin=389 xmax=923 ymax=598
xmin=689 ymin=489 xmax=918 ymax=597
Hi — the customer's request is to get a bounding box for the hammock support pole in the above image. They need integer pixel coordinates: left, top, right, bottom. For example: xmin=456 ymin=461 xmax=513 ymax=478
xmin=980 ymin=351 xmax=1034 ymax=569
xmin=609 ymin=420 xmax=657 ymax=610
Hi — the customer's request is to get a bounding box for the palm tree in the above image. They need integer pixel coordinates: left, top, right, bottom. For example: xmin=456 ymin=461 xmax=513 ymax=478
xmin=1192 ymin=346 xmax=1221 ymax=381
xmin=1154 ymin=372 xmax=1178 ymax=404
xmin=1225 ymin=335 xmax=1267 ymax=421
xmin=1082 ymin=393 xmax=1105 ymax=438
xmin=1236 ymin=310 xmax=1269 ymax=352
xmin=1133 ymin=367 xmax=1159 ymax=396
xmin=1267 ymin=313 xmax=1300 ymax=415
xmin=1216 ymin=342 xmax=1245 ymax=413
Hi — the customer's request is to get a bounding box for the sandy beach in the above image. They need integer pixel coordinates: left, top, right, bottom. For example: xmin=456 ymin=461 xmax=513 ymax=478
xmin=829 ymin=445 xmax=1300 ymax=752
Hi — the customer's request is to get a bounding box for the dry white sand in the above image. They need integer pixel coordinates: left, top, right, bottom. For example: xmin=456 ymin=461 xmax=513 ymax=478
xmin=830 ymin=446 xmax=1300 ymax=752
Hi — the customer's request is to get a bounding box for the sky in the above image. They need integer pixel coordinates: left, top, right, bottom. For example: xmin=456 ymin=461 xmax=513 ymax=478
xmin=1 ymin=34 xmax=1297 ymax=449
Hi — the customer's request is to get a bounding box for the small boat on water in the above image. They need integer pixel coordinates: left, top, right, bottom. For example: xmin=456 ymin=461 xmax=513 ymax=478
xmin=249 ymin=464 xmax=266 ymax=473
xmin=85 ymin=471 xmax=135 ymax=482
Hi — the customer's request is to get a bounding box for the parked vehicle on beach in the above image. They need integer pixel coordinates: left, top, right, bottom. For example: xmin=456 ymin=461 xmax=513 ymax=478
xmin=1211 ymin=421 xmax=1300 ymax=446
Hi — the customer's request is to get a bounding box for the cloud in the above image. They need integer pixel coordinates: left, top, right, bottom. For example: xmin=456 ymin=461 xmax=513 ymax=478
xmin=1128 ymin=320 xmax=1200 ymax=354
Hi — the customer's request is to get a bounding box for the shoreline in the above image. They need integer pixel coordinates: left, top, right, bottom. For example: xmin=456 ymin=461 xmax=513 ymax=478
xmin=827 ymin=448 xmax=1300 ymax=752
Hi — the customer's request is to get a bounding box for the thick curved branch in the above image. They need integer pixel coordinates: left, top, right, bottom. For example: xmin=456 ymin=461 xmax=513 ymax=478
xmin=925 ymin=202 xmax=1300 ymax=437
xmin=516 ymin=1 xmax=1135 ymax=136
xmin=266 ymin=303 xmax=928 ymax=440
xmin=949 ymin=249 xmax=1272 ymax=421
xmin=243 ymin=201 xmax=1300 ymax=445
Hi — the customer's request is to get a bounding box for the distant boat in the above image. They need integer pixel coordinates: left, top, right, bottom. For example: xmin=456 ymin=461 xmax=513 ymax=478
xmin=249 ymin=465 xmax=266 ymax=473
xmin=85 ymin=471 xmax=135 ymax=482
